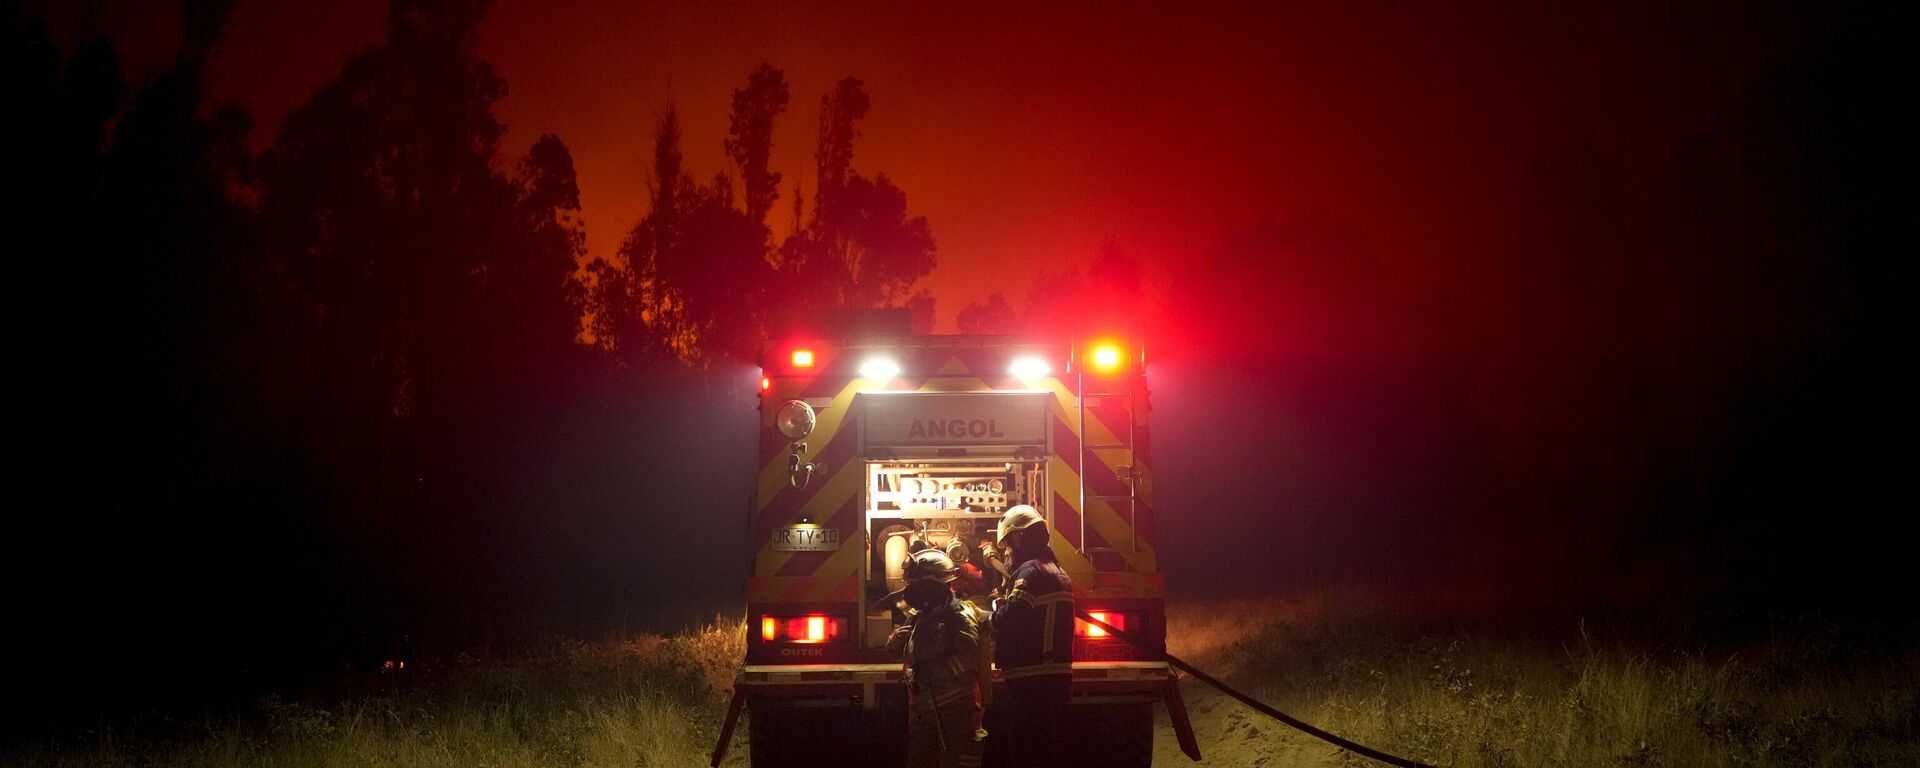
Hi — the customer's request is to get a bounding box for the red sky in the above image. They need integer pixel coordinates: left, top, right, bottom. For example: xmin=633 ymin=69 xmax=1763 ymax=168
xmin=41 ymin=0 xmax=1770 ymax=330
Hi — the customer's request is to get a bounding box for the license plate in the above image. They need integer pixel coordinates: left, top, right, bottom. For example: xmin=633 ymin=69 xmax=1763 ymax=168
xmin=771 ymin=525 xmax=840 ymax=552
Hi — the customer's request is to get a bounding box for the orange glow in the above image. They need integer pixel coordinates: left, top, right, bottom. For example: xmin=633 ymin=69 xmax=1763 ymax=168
xmin=1090 ymin=343 xmax=1124 ymax=373
xmin=791 ymin=349 xmax=815 ymax=367
xmin=761 ymin=617 xmax=778 ymax=641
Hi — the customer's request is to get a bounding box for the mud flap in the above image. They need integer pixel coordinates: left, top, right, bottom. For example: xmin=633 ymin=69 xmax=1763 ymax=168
xmin=710 ymin=686 xmax=747 ymax=767
xmin=1163 ymin=674 xmax=1203 ymax=761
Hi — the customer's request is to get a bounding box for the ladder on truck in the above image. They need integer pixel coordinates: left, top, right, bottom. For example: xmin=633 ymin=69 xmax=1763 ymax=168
xmin=1078 ymin=368 xmax=1139 ymax=566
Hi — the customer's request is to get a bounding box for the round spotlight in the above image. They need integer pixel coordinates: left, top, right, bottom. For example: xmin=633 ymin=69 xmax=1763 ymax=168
xmin=1090 ymin=344 xmax=1125 ymax=373
xmin=859 ymin=356 xmax=902 ymax=380
xmin=1008 ymin=355 xmax=1051 ymax=379
xmin=775 ymin=399 xmax=816 ymax=439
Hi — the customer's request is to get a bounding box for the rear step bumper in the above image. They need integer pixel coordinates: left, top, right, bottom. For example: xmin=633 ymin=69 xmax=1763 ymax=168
xmin=737 ymin=661 xmax=1174 ymax=704
xmin=713 ymin=661 xmax=1201 ymax=765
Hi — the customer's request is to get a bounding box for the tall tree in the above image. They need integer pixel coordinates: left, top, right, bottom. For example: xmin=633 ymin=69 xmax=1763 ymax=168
xmin=590 ymin=71 xmax=938 ymax=361
xmin=256 ymin=0 xmax=593 ymax=656
xmin=726 ymin=62 xmax=789 ymax=228
xmin=503 ymin=133 xmax=590 ymax=356
xmin=778 ymin=77 xmax=935 ymax=311
xmin=592 ymin=104 xmax=772 ymax=365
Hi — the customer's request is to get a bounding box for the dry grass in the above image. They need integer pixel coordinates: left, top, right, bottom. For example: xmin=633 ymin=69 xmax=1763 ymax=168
xmin=13 ymin=601 xmax=1917 ymax=767
xmin=1165 ymin=600 xmax=1920 ymax=768
xmin=8 ymin=616 xmax=748 ymax=768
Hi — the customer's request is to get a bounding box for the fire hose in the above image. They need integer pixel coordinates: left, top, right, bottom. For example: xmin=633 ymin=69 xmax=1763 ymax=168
xmin=1075 ymin=609 xmax=1440 ymax=768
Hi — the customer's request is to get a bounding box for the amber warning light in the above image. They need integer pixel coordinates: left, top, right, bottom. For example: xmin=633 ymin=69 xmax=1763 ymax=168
xmin=1088 ymin=342 xmax=1128 ymax=374
xmin=790 ymin=349 xmax=815 ymax=368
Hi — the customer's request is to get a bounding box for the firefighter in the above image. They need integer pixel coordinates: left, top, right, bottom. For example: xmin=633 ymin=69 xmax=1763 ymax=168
xmin=991 ymin=505 xmax=1074 ymax=768
xmin=888 ymin=549 xmax=990 ymax=768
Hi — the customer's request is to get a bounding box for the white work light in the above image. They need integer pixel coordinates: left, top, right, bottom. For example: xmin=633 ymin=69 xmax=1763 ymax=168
xmin=859 ymin=357 xmax=902 ymax=380
xmin=1008 ymin=355 xmax=1050 ymax=379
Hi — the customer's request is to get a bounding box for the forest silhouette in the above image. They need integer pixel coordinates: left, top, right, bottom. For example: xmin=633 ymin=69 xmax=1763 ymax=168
xmin=6 ymin=0 xmax=953 ymax=727
xmin=4 ymin=0 xmax=1904 ymax=737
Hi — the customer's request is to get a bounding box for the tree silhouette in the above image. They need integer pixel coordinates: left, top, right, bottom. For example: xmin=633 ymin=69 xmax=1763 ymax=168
xmin=777 ymin=77 xmax=936 ymax=312
xmin=956 ymin=292 xmax=1019 ymax=334
xmin=590 ymin=69 xmax=936 ymax=363
xmin=588 ymin=104 xmax=772 ymax=366
xmin=253 ymin=0 xmax=597 ymax=663
xmin=501 ymin=134 xmax=590 ymax=357
xmin=952 ymin=243 xmax=1148 ymax=337
xmin=726 ymin=62 xmax=789 ymax=228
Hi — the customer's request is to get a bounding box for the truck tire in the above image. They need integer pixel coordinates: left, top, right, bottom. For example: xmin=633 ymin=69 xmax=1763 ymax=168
xmin=1068 ymin=702 xmax=1154 ymax=768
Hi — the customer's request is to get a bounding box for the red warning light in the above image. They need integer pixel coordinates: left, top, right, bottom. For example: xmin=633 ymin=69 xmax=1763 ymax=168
xmin=760 ymin=376 xmax=771 ymax=392
xmin=791 ymin=349 xmax=815 ymax=368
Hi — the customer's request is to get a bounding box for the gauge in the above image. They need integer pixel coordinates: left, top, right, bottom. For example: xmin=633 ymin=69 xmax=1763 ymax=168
xmin=988 ymin=479 xmax=1004 ymax=494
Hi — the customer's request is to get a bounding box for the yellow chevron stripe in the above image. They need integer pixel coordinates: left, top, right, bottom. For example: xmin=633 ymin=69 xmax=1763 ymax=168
xmin=1032 ymin=378 xmax=1128 ymax=450
xmin=757 ymin=384 xmax=864 ymax=509
xmin=1041 ymin=455 xmax=1094 ymax=575
xmin=803 ymin=530 xmax=869 ymax=600
xmin=1050 ymin=455 xmax=1157 ymax=573
xmin=754 ymin=457 xmax=864 ymax=576
xmin=919 ymin=376 xmax=992 ymax=392
xmin=1083 ymin=494 xmax=1157 ymax=572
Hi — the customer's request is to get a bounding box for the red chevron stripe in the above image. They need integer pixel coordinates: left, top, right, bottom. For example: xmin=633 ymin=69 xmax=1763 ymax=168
xmin=778 ymin=577 xmax=814 ymax=602
xmin=1052 ymin=415 xmax=1081 ymax=474
xmin=826 ymin=576 xmax=860 ymax=602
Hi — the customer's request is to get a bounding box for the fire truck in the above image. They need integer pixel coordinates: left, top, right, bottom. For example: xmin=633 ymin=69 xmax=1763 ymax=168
xmin=714 ymin=314 xmax=1198 ymax=767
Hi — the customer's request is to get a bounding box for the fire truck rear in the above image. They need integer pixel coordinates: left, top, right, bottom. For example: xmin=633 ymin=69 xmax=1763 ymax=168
xmin=720 ymin=327 xmax=1196 ymax=767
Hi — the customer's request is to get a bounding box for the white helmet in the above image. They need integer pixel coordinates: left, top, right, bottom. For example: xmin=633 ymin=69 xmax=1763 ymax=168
xmin=996 ymin=505 xmax=1046 ymax=544
xmin=906 ymin=549 xmax=958 ymax=583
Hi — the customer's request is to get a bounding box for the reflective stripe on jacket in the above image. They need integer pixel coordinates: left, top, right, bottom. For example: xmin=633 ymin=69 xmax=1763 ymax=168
xmin=889 ymin=597 xmax=987 ymax=712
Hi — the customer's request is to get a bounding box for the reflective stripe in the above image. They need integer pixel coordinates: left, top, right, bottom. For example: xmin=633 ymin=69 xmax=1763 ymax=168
xmin=1000 ymin=662 xmax=1073 ymax=679
xmin=915 ymin=684 xmax=977 ymax=711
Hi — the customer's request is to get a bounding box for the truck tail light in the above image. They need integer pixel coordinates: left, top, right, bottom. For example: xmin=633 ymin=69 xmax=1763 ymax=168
xmin=760 ymin=614 xmax=844 ymax=644
xmin=1074 ymin=610 xmax=1144 ymax=639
